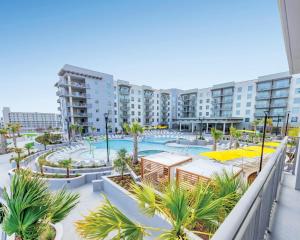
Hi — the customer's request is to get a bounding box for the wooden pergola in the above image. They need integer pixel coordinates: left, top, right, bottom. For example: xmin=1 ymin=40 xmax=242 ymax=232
xmin=176 ymin=160 xmax=242 ymax=189
xmin=141 ymin=152 xmax=192 ymax=188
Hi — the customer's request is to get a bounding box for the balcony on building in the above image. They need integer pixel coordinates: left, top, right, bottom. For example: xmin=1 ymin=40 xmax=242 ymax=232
xmin=257 ymin=81 xmax=273 ymax=91
xmin=256 ymin=91 xmax=271 ymax=100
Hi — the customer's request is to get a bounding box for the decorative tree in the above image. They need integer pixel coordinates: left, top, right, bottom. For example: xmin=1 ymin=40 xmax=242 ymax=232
xmin=24 ymin=142 xmax=34 ymax=156
xmin=211 ymin=128 xmax=223 ymax=151
xmin=123 ymin=122 xmax=144 ymax=164
xmin=113 ymin=148 xmax=130 ymax=180
xmin=58 ymin=158 xmax=73 ymax=178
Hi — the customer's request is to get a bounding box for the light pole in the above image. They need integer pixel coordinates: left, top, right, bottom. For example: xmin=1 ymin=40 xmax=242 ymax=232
xmin=284 ymin=111 xmax=290 ymax=136
xmin=199 ymin=117 xmax=203 ymax=140
xmin=104 ymin=113 xmax=110 ymax=164
xmin=259 ymin=111 xmax=268 ymax=173
xmin=65 ymin=117 xmax=71 ymax=146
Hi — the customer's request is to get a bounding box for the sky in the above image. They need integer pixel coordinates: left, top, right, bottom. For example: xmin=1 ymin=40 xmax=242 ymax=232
xmin=0 ymin=0 xmax=289 ymax=113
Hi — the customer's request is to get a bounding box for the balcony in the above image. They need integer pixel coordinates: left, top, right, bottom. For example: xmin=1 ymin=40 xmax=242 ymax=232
xmin=73 ymin=113 xmax=88 ymax=117
xmin=119 ymin=98 xmax=130 ymax=103
xmin=272 ymin=93 xmax=289 ymax=98
xmin=255 ymin=104 xmax=269 ymax=109
xmin=212 ymin=138 xmax=293 ymax=240
xmin=256 ymin=95 xmax=271 ymax=100
xmin=270 ymin=102 xmax=288 ymax=108
xmin=67 ymin=103 xmax=87 ymax=108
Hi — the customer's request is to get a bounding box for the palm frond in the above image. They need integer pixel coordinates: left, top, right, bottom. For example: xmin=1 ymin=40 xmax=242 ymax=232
xmin=49 ymin=188 xmax=80 ymax=223
xmin=75 ymin=195 xmax=149 ymax=240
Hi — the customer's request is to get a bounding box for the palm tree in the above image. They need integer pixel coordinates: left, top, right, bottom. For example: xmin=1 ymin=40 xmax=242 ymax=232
xmin=78 ymin=125 xmax=84 ymax=139
xmin=70 ymin=124 xmax=78 ymax=140
xmin=211 ymin=128 xmax=223 ymax=151
xmin=229 ymin=127 xmax=236 ymax=149
xmin=10 ymin=147 xmax=24 ymax=170
xmin=266 ymin=118 xmax=273 ymax=134
xmin=123 ymin=122 xmax=144 ymax=164
xmin=0 ymin=128 xmax=8 ymax=154
xmin=76 ymin=182 xmax=231 ymax=239
xmin=58 ymin=158 xmax=72 ymax=178
xmin=24 ymin=142 xmax=34 ymax=156
xmin=38 ymin=157 xmax=47 ymax=175
xmin=76 ymin=195 xmax=150 ymax=240
xmin=113 ymin=148 xmax=130 ymax=180
xmin=233 ymin=131 xmax=242 ymax=149
xmin=8 ymin=123 xmax=21 ymax=147
xmin=35 ymin=132 xmax=50 ymax=150
xmin=251 ymin=119 xmax=261 ymax=132
xmin=0 ymin=170 xmax=79 ymax=240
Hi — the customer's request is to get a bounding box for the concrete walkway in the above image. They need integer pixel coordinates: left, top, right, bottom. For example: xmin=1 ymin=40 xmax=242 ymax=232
xmin=269 ymin=172 xmax=300 ymax=240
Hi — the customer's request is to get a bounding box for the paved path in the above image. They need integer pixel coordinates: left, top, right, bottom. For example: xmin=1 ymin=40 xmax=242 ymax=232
xmin=269 ymin=172 xmax=300 ymax=240
xmin=0 ymin=153 xmax=13 ymax=189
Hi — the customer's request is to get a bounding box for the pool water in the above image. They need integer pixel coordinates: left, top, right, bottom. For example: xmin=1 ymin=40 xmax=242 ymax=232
xmin=93 ymin=139 xmax=209 ymax=156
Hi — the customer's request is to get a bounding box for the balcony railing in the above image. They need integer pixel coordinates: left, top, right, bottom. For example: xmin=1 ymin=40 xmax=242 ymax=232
xmin=212 ymin=138 xmax=288 ymax=240
xmin=272 ymin=93 xmax=289 ymax=98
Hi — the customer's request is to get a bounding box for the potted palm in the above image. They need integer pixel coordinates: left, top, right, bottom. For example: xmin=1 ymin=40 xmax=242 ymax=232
xmin=0 ymin=170 xmax=79 ymax=240
xmin=10 ymin=147 xmax=24 ymax=170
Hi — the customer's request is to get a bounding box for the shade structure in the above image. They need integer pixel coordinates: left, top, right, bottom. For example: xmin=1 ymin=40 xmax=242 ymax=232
xmin=176 ymin=160 xmax=242 ymax=189
xmin=141 ymin=152 xmax=192 ymax=189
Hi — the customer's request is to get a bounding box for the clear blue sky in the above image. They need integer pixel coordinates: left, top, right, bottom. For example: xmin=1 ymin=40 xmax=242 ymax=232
xmin=0 ymin=0 xmax=288 ymax=113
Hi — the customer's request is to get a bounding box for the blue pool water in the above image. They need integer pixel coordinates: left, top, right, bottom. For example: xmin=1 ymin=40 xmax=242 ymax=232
xmin=94 ymin=139 xmax=209 ymax=156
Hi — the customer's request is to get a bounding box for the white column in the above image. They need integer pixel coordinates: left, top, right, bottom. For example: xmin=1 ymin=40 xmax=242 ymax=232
xmin=206 ymin=123 xmax=209 ymax=133
xmin=179 ymin=122 xmax=182 ymax=131
xmin=191 ymin=122 xmax=194 ymax=133
xmin=223 ymin=123 xmax=226 ymax=134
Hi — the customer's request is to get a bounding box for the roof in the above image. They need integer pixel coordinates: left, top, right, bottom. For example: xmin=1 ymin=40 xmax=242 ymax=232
xmin=176 ymin=159 xmax=242 ymax=178
xmin=142 ymin=152 xmax=192 ymax=167
xmin=58 ymin=64 xmax=113 ymax=80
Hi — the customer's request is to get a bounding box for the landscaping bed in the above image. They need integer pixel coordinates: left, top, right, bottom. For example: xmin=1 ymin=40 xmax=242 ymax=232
xmin=109 ymin=174 xmax=135 ymax=193
xmin=128 ymin=162 xmax=141 ymax=176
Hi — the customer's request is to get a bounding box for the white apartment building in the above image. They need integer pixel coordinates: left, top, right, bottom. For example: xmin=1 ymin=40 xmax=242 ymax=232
xmin=2 ymin=107 xmax=61 ymax=132
xmin=56 ymin=65 xmax=300 ymax=135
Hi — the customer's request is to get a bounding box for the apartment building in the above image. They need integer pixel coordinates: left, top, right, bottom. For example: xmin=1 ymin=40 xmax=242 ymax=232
xmin=56 ymin=65 xmax=300 ymax=135
xmin=55 ymin=64 xmax=115 ymax=135
xmin=2 ymin=107 xmax=61 ymax=132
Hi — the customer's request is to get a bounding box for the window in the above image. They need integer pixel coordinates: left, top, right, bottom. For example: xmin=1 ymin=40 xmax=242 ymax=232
xmin=206 ymin=105 xmax=209 ymax=110
xmin=236 ymin=103 xmax=241 ymax=108
xmin=138 ymin=98 xmax=141 ymax=102
xmin=294 ymin=98 xmax=300 ymax=104
xmin=96 ymin=118 xmax=99 ymax=122
xmin=206 ymin=112 xmax=209 ymax=116
xmin=199 ymin=93 xmax=203 ymax=97
xmin=131 ymin=111 xmax=134 ymax=115
xmin=236 ymin=110 xmax=240 ymax=115
xmin=246 ymin=110 xmax=251 ymax=115
xmin=199 ymin=106 xmax=202 ymax=110
xmin=131 ymin=97 xmax=134 ymax=101
xmin=199 ymin=100 xmax=203 ymax=104
xmin=237 ymin=87 xmax=242 ymax=92
xmin=291 ymin=117 xmax=298 ymax=122
xmin=245 ymin=118 xmax=250 ymax=122
xmin=115 ymin=118 xmax=117 ymax=123
xmin=131 ymin=89 xmax=134 ymax=94
xmin=199 ymin=112 xmax=202 ymax=116
xmin=237 ymin=95 xmax=241 ymax=100
xmin=206 ymin=99 xmax=210 ymax=103
xmin=138 ymin=105 xmax=141 ymax=109
xmin=138 ymin=112 xmax=141 ymax=116
xmin=131 ymin=104 xmax=134 ymax=108
xmin=247 ymin=94 xmax=252 ymax=99
xmin=295 ymin=88 xmax=300 ymax=94
xmin=296 ymin=78 xmax=300 ymax=84
xmin=248 ymin=86 xmax=253 ymax=91
xmin=246 ymin=102 xmax=251 ymax=107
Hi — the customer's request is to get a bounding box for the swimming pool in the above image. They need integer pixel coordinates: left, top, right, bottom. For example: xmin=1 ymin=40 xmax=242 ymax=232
xmin=93 ymin=139 xmax=209 ymax=156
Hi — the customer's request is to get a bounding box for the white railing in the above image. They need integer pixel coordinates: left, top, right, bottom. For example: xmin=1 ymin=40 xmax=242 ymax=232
xmin=212 ymin=137 xmax=288 ymax=240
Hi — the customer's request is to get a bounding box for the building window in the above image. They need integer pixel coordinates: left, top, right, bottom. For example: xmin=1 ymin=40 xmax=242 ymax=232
xmin=206 ymin=99 xmax=210 ymax=103
xmin=206 ymin=105 xmax=209 ymax=110
xmin=200 ymin=100 xmax=203 ymax=104
xmin=138 ymin=98 xmax=141 ymax=102
xmin=131 ymin=111 xmax=134 ymax=115
xmin=131 ymin=97 xmax=134 ymax=101
xmin=131 ymin=104 xmax=134 ymax=108
xmin=294 ymin=98 xmax=300 ymax=104
xmin=291 ymin=117 xmax=298 ymax=122
xmin=237 ymin=95 xmax=241 ymax=100
xmin=295 ymin=88 xmax=300 ymax=94
xmin=245 ymin=118 xmax=250 ymax=122
xmin=247 ymin=94 xmax=252 ymax=99
xmin=246 ymin=102 xmax=251 ymax=107
xmin=96 ymin=118 xmax=99 ymax=122
xmin=248 ymin=86 xmax=253 ymax=91
xmin=206 ymin=112 xmax=209 ymax=116
xmin=236 ymin=103 xmax=241 ymax=108
xmin=131 ymin=89 xmax=134 ymax=94
xmin=200 ymin=106 xmax=202 ymax=110
xmin=199 ymin=112 xmax=202 ymax=116
xmin=236 ymin=110 xmax=240 ymax=115
xmin=237 ymin=87 xmax=242 ymax=92
xmin=246 ymin=110 xmax=251 ymax=115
